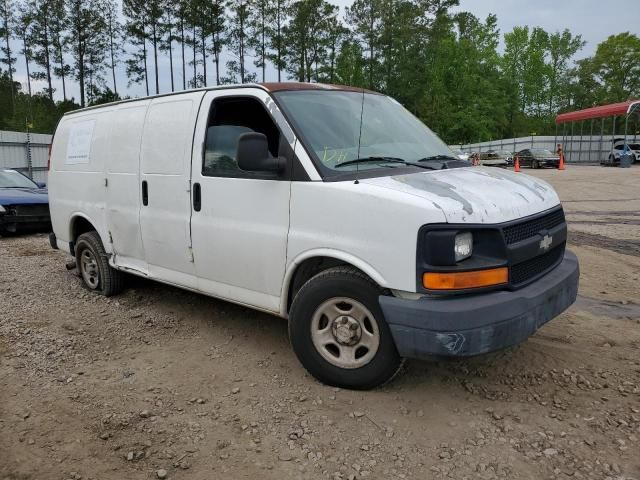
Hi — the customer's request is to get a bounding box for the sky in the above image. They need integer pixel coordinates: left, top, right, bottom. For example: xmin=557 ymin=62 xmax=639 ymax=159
xmin=8 ymin=0 xmax=640 ymax=104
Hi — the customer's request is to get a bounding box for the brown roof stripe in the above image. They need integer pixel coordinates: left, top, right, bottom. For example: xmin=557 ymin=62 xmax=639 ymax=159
xmin=260 ymin=82 xmax=379 ymax=94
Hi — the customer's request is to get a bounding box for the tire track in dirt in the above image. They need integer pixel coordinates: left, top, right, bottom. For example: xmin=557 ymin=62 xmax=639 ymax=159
xmin=568 ymin=230 xmax=640 ymax=257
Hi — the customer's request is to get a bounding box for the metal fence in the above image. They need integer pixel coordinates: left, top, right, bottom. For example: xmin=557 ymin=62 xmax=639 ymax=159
xmin=4 ymin=130 xmax=639 ymax=176
xmin=452 ymin=134 xmax=640 ymax=164
xmin=0 ymin=130 xmax=52 ymax=183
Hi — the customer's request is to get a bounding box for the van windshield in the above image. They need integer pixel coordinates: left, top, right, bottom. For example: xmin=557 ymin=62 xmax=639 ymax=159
xmin=274 ymin=90 xmax=456 ymax=177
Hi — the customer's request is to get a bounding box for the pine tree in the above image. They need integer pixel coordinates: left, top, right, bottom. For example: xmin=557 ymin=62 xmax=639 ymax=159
xmin=65 ymin=0 xmax=108 ymax=107
xmin=266 ymin=0 xmax=289 ymax=82
xmin=27 ymin=0 xmax=55 ymax=101
xmin=123 ymin=0 xmax=149 ymax=95
xmin=0 ymin=0 xmax=16 ymax=107
xmin=15 ymin=2 xmax=34 ymax=97
xmin=346 ymin=0 xmax=381 ymax=89
xmin=283 ymin=0 xmax=337 ymax=82
xmin=208 ymin=0 xmax=225 ymax=85
xmin=103 ymin=0 xmax=121 ymax=95
xmin=225 ymin=0 xmax=253 ymax=84
xmin=177 ymin=0 xmax=187 ymax=89
xmin=159 ymin=0 xmax=176 ymax=92
xmin=49 ymin=0 xmax=69 ymax=100
xmin=147 ymin=0 xmax=163 ymax=94
xmin=248 ymin=0 xmax=270 ymax=82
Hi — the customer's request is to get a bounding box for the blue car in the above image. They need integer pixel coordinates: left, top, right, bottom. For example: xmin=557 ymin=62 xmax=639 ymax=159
xmin=0 ymin=169 xmax=51 ymax=236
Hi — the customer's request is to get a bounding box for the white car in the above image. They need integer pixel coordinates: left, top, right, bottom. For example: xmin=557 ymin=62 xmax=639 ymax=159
xmin=450 ymin=148 xmax=469 ymax=161
xmin=48 ymin=83 xmax=579 ymax=389
xmin=608 ymin=138 xmax=640 ymax=164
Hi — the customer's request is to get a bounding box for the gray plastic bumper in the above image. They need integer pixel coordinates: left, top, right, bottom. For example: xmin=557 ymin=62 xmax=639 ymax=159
xmin=380 ymin=250 xmax=579 ymax=359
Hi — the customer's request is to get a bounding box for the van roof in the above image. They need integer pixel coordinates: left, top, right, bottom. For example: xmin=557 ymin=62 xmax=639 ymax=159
xmin=63 ymin=82 xmax=379 ymax=116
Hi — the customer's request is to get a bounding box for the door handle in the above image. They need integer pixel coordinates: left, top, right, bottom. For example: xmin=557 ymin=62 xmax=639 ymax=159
xmin=193 ymin=182 xmax=201 ymax=212
xmin=142 ymin=180 xmax=148 ymax=206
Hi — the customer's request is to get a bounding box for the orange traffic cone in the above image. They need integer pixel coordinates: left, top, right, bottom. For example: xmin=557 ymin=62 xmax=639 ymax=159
xmin=514 ymin=154 xmax=520 ymax=172
xmin=558 ymin=153 xmax=565 ymax=170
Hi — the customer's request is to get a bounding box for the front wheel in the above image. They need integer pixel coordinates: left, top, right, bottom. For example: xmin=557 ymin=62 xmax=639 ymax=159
xmin=289 ymin=267 xmax=402 ymax=390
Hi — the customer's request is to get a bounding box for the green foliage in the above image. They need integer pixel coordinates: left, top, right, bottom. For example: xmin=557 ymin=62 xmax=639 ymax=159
xmin=585 ymin=32 xmax=640 ymax=103
xmin=0 ymin=68 xmax=79 ymax=132
xmin=282 ymin=0 xmax=339 ymax=82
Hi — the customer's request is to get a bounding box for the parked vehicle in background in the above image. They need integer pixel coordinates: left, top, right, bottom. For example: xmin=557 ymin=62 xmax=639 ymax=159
xmin=0 ymin=169 xmax=50 ymax=236
xmin=606 ymin=138 xmax=640 ymax=165
xmin=491 ymin=150 xmax=514 ymax=165
xmin=48 ymin=82 xmax=579 ymax=390
xmin=478 ymin=150 xmax=508 ymax=167
xmin=516 ymin=148 xmax=561 ymax=169
xmin=450 ymin=148 xmax=469 ymax=161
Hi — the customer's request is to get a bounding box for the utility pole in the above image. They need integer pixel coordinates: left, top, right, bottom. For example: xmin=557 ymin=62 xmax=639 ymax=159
xmin=25 ymin=118 xmax=33 ymax=179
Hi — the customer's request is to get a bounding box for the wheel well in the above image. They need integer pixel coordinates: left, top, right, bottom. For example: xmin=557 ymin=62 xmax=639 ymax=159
xmin=69 ymin=216 xmax=96 ymax=255
xmin=286 ymin=257 xmax=373 ymax=313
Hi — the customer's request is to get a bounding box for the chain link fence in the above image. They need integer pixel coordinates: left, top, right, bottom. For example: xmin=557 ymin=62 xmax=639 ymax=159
xmin=0 ymin=130 xmax=53 ymax=184
xmin=452 ymin=134 xmax=640 ymax=164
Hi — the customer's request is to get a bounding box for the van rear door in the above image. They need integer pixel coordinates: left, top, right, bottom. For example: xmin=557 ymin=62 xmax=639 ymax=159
xmin=106 ymin=102 xmax=150 ymax=273
xmin=139 ymin=92 xmax=204 ymax=288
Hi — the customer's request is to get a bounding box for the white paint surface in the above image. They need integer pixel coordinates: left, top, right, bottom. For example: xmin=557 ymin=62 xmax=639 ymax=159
xmin=49 ymin=86 xmax=562 ymax=318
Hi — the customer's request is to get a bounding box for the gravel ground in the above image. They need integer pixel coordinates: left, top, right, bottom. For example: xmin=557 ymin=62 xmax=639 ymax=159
xmin=1 ymin=166 xmax=639 ymax=480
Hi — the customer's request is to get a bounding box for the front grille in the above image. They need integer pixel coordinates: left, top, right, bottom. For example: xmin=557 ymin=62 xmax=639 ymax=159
xmin=510 ymin=245 xmax=564 ymax=285
xmin=503 ymin=208 xmax=565 ymax=245
xmin=12 ymin=204 xmax=50 ymax=217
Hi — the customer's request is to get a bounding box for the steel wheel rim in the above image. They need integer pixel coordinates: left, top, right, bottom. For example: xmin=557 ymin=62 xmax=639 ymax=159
xmin=80 ymin=249 xmax=100 ymax=289
xmin=310 ymin=297 xmax=380 ymax=369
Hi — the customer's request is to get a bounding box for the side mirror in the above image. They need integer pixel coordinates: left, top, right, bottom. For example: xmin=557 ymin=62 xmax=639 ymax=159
xmin=36 ymin=182 xmax=46 ymax=188
xmin=237 ymin=132 xmax=285 ymax=173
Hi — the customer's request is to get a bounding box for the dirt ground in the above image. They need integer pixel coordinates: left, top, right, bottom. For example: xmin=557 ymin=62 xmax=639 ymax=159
xmin=1 ymin=165 xmax=639 ymax=480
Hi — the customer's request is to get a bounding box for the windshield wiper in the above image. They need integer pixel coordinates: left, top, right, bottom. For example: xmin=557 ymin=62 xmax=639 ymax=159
xmin=417 ymin=154 xmax=460 ymax=162
xmin=334 ymin=156 xmax=439 ymax=170
xmin=416 ymin=155 xmax=472 ymax=170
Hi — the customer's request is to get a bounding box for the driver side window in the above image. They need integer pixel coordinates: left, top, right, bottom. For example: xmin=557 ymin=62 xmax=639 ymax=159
xmin=203 ymin=96 xmax=280 ymax=178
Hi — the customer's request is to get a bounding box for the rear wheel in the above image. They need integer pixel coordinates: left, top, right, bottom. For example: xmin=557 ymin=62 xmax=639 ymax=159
xmin=289 ymin=267 xmax=402 ymax=390
xmin=532 ymin=159 xmax=540 ymax=169
xmin=75 ymin=231 xmax=123 ymax=296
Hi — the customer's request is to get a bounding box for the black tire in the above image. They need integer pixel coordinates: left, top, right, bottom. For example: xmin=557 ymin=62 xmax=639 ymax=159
xmin=289 ymin=266 xmax=402 ymax=390
xmin=532 ymin=159 xmax=539 ymax=169
xmin=75 ymin=231 xmax=124 ymax=297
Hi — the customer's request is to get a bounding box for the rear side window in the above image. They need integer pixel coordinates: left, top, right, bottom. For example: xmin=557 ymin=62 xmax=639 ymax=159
xmin=203 ymin=97 xmax=280 ymax=177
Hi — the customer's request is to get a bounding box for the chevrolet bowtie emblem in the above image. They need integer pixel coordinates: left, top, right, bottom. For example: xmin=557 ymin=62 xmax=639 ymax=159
xmin=540 ymin=234 xmax=553 ymax=251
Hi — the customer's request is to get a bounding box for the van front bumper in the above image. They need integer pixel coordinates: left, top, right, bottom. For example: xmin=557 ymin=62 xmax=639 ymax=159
xmin=379 ymin=250 xmax=579 ymax=359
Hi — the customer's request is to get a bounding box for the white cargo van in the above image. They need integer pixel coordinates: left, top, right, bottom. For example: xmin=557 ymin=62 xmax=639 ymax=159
xmin=48 ymin=83 xmax=579 ymax=389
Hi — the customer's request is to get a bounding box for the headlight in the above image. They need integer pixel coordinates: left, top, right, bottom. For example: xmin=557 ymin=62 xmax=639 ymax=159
xmin=454 ymin=232 xmax=473 ymax=262
xmin=0 ymin=205 xmax=5 ymax=213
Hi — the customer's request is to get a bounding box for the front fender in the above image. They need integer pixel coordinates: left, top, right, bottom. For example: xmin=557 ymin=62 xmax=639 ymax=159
xmin=279 ymin=248 xmax=389 ymax=316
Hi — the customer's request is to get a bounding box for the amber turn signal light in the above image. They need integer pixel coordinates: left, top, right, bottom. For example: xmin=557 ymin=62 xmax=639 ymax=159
xmin=423 ymin=267 xmax=508 ymax=290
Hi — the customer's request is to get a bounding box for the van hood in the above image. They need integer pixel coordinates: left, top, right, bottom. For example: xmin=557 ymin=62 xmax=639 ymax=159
xmin=361 ymin=167 xmax=559 ymax=223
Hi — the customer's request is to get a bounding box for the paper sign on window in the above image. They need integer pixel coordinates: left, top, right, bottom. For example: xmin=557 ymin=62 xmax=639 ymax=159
xmin=65 ymin=119 xmax=96 ymax=164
